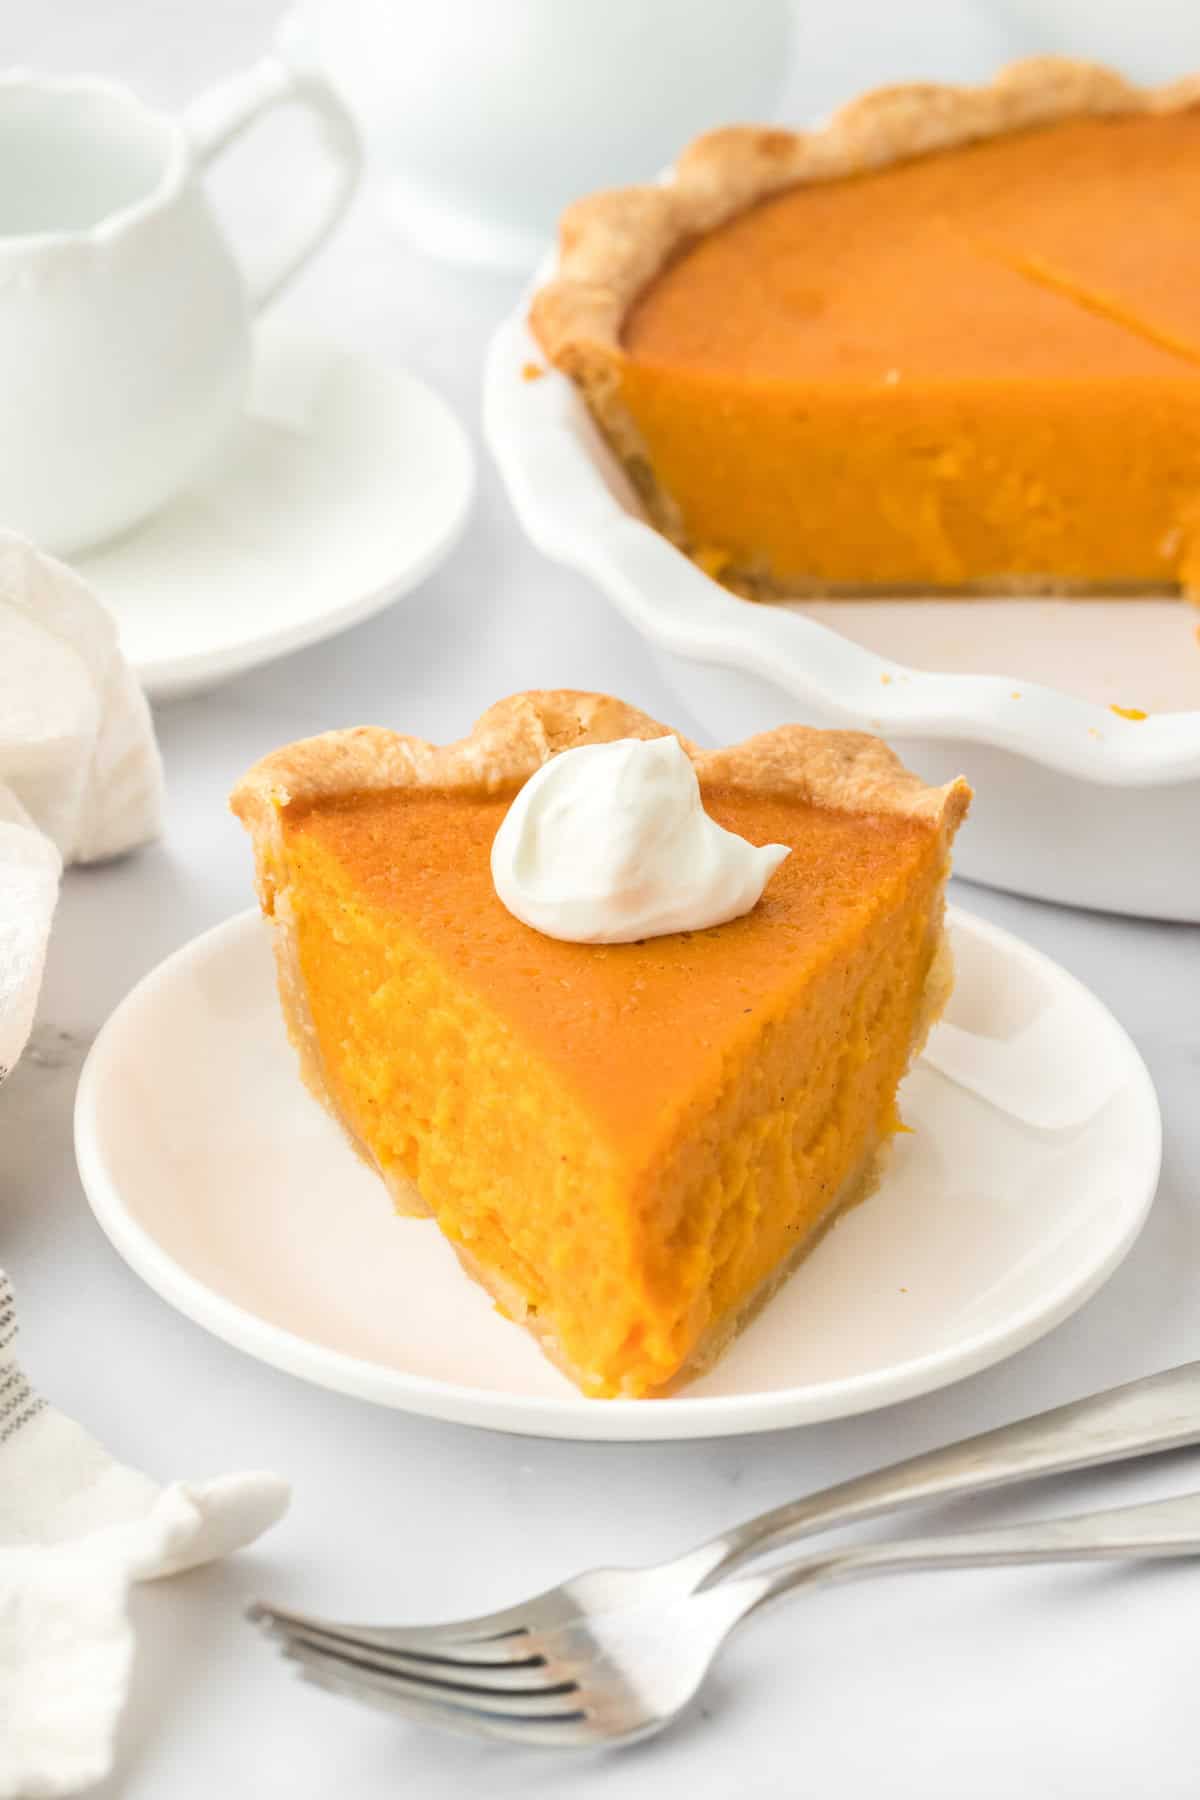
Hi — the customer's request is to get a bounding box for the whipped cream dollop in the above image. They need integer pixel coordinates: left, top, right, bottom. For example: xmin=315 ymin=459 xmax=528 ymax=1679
xmin=491 ymin=735 xmax=790 ymax=944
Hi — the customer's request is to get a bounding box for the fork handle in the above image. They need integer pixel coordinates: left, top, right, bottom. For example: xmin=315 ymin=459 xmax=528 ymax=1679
xmin=741 ymin=1488 xmax=1200 ymax=1615
xmin=689 ymin=1362 xmax=1200 ymax=1586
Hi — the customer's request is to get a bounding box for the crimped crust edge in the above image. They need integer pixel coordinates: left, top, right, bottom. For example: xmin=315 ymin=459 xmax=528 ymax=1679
xmin=230 ymin=689 xmax=971 ymax=834
xmin=531 ymin=56 xmax=1200 ymax=372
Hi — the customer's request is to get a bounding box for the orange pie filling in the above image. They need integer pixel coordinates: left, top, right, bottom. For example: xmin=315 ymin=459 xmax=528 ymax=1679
xmin=618 ymin=109 xmax=1200 ymax=593
xmin=274 ymin=785 xmax=952 ymax=1397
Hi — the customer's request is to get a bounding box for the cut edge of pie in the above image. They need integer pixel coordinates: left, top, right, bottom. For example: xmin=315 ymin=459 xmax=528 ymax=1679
xmin=232 ymin=691 xmax=970 ymax=1398
xmin=529 ymin=56 xmax=1200 ymax=596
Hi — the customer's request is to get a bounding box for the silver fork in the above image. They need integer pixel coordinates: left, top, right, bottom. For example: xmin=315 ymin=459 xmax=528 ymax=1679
xmin=254 ymin=1490 xmax=1200 ymax=1748
xmin=251 ymin=1361 xmax=1200 ymax=1747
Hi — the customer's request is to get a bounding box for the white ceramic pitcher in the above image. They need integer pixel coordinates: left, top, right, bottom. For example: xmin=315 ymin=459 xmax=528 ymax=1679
xmin=0 ymin=59 xmax=360 ymax=556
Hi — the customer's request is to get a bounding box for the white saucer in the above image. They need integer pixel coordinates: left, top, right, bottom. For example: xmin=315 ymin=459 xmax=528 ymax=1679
xmin=73 ymin=326 xmax=474 ymax=700
xmin=74 ymin=906 xmax=1160 ymax=1442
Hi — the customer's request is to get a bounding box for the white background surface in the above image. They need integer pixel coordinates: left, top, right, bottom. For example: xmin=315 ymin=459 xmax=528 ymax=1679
xmin=3 ymin=4 xmax=1200 ymax=1796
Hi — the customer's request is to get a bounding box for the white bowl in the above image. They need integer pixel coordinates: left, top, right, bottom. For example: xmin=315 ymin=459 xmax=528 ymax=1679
xmin=484 ymin=301 xmax=1200 ymax=921
xmin=279 ymin=0 xmax=794 ymax=268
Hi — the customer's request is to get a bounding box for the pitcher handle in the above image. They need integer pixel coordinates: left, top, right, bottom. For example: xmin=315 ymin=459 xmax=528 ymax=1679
xmin=184 ymin=54 xmax=361 ymax=312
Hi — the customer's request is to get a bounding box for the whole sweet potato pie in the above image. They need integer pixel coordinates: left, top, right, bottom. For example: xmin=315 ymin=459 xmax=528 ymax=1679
xmin=531 ymin=58 xmax=1200 ymax=597
xmin=233 ymin=693 xmax=970 ymax=1398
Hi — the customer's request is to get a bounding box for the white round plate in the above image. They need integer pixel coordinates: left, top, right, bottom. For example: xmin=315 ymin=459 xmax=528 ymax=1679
xmin=72 ymin=324 xmax=474 ymax=700
xmin=75 ymin=906 xmax=1160 ymax=1442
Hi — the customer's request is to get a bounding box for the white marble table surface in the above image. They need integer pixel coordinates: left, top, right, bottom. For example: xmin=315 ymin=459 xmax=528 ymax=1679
xmin=5 ymin=4 xmax=1200 ymax=1795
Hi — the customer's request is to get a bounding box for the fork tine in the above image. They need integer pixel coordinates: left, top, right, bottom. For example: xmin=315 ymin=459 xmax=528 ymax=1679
xmin=248 ymin=1600 xmax=541 ymax=1665
xmin=281 ymin=1630 xmax=582 ymax=1715
xmin=264 ymin=1616 xmax=574 ymax=1698
xmin=284 ymin=1640 xmax=601 ymax=1748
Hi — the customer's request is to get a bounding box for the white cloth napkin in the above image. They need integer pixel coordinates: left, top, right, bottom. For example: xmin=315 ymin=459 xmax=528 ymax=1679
xmin=0 ymin=1274 xmax=290 ymax=1798
xmin=0 ymin=534 xmax=290 ymax=1795
xmin=0 ymin=530 xmax=163 ymax=1079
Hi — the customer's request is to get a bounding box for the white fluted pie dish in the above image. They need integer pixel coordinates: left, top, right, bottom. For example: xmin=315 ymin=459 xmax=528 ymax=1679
xmin=484 ymin=301 xmax=1200 ymax=921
